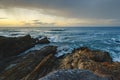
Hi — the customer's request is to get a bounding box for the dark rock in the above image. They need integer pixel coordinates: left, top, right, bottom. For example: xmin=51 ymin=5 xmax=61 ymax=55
xmin=39 ymin=69 xmax=109 ymax=80
xmin=0 ymin=46 xmax=57 ymax=80
xmin=0 ymin=35 xmax=51 ymax=73
xmin=0 ymin=35 xmax=36 ymax=59
xmin=0 ymin=46 xmax=119 ymax=80
xmin=36 ymin=37 xmax=50 ymax=44
xmin=0 ymin=35 xmax=50 ymax=60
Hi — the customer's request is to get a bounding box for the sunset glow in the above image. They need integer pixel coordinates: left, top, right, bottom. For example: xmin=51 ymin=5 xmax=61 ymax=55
xmin=0 ymin=0 xmax=120 ymax=27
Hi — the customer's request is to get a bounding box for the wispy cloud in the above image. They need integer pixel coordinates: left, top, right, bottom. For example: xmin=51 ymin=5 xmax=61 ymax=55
xmin=32 ymin=20 xmax=55 ymax=25
xmin=22 ymin=20 xmax=56 ymax=26
xmin=0 ymin=17 xmax=7 ymax=19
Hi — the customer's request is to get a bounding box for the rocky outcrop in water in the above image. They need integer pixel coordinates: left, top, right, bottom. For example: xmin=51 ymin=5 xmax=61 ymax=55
xmin=0 ymin=35 xmax=50 ymax=60
xmin=0 ymin=35 xmax=50 ymax=73
xmin=0 ymin=35 xmax=35 ymax=59
xmin=36 ymin=37 xmax=50 ymax=44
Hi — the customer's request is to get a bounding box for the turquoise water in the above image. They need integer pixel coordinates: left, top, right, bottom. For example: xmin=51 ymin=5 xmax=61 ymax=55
xmin=0 ymin=27 xmax=120 ymax=62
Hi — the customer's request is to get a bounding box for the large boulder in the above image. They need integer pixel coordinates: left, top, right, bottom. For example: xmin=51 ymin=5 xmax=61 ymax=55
xmin=39 ymin=69 xmax=109 ymax=80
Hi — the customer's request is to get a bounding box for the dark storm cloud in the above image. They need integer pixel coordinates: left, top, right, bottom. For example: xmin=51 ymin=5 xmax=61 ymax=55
xmin=0 ymin=0 xmax=120 ymax=19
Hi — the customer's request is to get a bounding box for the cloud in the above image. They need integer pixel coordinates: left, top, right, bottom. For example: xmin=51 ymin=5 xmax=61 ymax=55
xmin=0 ymin=17 xmax=7 ymax=19
xmin=22 ymin=20 xmax=56 ymax=26
xmin=0 ymin=0 xmax=120 ymax=20
xmin=32 ymin=20 xmax=55 ymax=25
xmin=0 ymin=0 xmax=120 ymax=26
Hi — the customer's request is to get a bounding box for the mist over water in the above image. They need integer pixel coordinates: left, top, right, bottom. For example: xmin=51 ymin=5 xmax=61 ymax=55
xmin=0 ymin=27 xmax=120 ymax=62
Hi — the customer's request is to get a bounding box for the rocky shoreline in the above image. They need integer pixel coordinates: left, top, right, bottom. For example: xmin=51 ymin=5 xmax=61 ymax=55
xmin=0 ymin=35 xmax=120 ymax=80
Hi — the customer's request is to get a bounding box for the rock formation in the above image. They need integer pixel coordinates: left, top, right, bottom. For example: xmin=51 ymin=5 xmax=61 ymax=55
xmin=36 ymin=37 xmax=50 ymax=44
xmin=0 ymin=35 xmax=35 ymax=59
xmin=0 ymin=36 xmax=120 ymax=80
xmin=0 ymin=35 xmax=50 ymax=59
xmin=58 ymin=47 xmax=120 ymax=80
xmin=0 ymin=46 xmax=57 ymax=80
xmin=39 ymin=69 xmax=109 ymax=80
xmin=0 ymin=35 xmax=50 ymax=73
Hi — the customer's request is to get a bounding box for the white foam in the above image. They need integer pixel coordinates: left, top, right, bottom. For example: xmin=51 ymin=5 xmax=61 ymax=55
xmin=49 ymin=35 xmax=62 ymax=42
xmin=55 ymin=45 xmax=73 ymax=57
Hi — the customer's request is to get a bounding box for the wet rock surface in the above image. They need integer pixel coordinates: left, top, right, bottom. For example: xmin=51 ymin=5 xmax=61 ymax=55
xmin=0 ymin=46 xmax=57 ymax=80
xmin=39 ymin=69 xmax=109 ymax=80
xmin=0 ymin=36 xmax=120 ymax=80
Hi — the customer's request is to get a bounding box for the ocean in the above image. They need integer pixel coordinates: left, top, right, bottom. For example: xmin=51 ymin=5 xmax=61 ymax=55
xmin=0 ymin=27 xmax=120 ymax=62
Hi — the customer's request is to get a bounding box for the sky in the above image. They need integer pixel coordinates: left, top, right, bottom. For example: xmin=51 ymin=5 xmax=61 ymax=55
xmin=0 ymin=0 xmax=120 ymax=27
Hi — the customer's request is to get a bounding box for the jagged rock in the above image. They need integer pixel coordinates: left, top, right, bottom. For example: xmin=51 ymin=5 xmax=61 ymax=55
xmin=0 ymin=46 xmax=119 ymax=80
xmin=39 ymin=69 xmax=109 ymax=80
xmin=59 ymin=47 xmax=112 ymax=69
xmin=59 ymin=47 xmax=120 ymax=80
xmin=74 ymin=47 xmax=112 ymax=62
xmin=0 ymin=46 xmax=57 ymax=80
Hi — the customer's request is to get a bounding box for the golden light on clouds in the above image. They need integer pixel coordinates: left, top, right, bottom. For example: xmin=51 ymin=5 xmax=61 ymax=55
xmin=0 ymin=8 xmax=76 ymax=27
xmin=0 ymin=19 xmax=24 ymax=27
xmin=0 ymin=7 xmax=117 ymax=27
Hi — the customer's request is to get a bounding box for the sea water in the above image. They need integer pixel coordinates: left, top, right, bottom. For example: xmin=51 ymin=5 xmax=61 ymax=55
xmin=0 ymin=27 xmax=120 ymax=62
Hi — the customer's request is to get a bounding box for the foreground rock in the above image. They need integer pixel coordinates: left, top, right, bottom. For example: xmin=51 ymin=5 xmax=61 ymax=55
xmin=39 ymin=69 xmax=109 ymax=80
xmin=0 ymin=46 xmax=120 ymax=80
xmin=0 ymin=46 xmax=57 ymax=80
xmin=59 ymin=47 xmax=120 ymax=80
